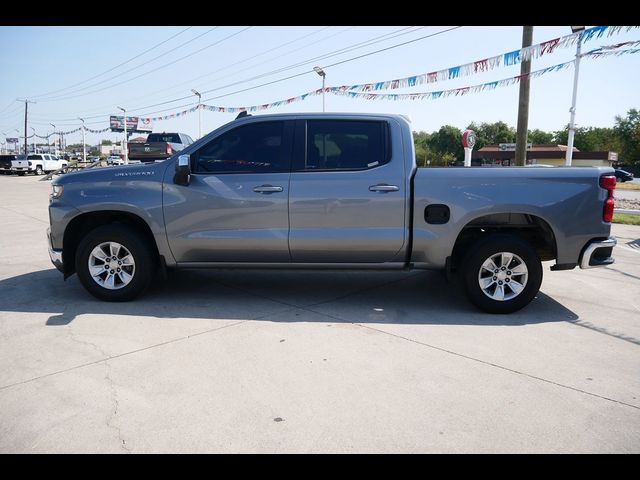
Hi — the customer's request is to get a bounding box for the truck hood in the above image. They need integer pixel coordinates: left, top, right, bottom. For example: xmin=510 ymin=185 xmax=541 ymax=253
xmin=53 ymin=160 xmax=171 ymax=185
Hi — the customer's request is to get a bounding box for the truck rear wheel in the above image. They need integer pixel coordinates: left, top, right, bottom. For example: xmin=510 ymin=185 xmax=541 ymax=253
xmin=461 ymin=234 xmax=542 ymax=314
xmin=75 ymin=224 xmax=154 ymax=301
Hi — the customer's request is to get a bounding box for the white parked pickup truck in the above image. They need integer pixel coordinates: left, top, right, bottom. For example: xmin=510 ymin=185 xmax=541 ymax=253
xmin=27 ymin=154 xmax=68 ymax=175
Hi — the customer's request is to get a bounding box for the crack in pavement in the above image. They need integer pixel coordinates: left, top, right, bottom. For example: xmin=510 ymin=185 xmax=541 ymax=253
xmin=293 ymin=303 xmax=640 ymax=411
xmin=66 ymin=324 xmax=131 ymax=453
xmin=0 ymin=205 xmax=48 ymax=225
xmin=199 ymin=273 xmax=640 ymax=410
xmin=0 ymin=304 xmax=300 ymax=392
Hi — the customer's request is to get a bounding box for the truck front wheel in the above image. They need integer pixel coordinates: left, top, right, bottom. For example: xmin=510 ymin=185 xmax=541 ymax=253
xmin=76 ymin=224 xmax=154 ymax=301
xmin=461 ymin=234 xmax=542 ymax=314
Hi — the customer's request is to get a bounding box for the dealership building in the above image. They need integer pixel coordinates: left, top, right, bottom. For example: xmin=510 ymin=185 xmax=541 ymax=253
xmin=471 ymin=143 xmax=617 ymax=167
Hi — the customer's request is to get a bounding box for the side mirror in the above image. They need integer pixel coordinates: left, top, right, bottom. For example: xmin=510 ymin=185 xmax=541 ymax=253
xmin=174 ymin=154 xmax=191 ymax=186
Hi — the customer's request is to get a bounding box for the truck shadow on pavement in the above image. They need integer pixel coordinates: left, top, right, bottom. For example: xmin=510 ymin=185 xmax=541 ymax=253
xmin=0 ymin=267 xmax=581 ymax=328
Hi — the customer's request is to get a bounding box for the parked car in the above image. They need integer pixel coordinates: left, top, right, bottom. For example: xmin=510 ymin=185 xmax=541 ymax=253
xmin=127 ymin=132 xmax=194 ymax=162
xmin=48 ymin=113 xmax=616 ymax=313
xmin=106 ymin=155 xmax=124 ymax=165
xmin=27 ymin=154 xmax=68 ymax=175
xmin=0 ymin=154 xmax=29 ymax=175
xmin=614 ymin=169 xmax=634 ymax=182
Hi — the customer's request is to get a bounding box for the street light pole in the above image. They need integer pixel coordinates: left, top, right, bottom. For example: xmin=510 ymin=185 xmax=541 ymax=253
xmin=78 ymin=118 xmax=86 ymax=163
xmin=30 ymin=127 xmax=36 ymax=154
xmin=313 ymin=66 xmax=326 ymax=112
xmin=50 ymin=123 xmax=57 ymax=155
xmin=117 ymin=107 xmax=128 ymax=164
xmin=191 ymin=89 xmax=202 ymax=139
xmin=565 ymin=26 xmax=585 ymax=166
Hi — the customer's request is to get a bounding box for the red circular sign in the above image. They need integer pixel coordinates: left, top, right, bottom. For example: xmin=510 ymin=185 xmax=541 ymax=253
xmin=462 ymin=130 xmax=476 ymax=149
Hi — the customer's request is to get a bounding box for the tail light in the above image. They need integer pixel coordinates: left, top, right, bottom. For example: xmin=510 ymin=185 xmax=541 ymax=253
xmin=166 ymin=144 xmax=173 ymax=155
xmin=600 ymin=175 xmax=616 ymax=222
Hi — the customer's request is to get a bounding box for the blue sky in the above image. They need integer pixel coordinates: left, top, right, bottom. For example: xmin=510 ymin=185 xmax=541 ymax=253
xmin=0 ymin=25 xmax=638 ymax=146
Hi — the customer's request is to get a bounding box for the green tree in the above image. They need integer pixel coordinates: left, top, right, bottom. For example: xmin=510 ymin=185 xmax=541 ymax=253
xmin=528 ymin=129 xmax=554 ymax=144
xmin=467 ymin=121 xmax=516 ymax=151
xmin=614 ymin=108 xmax=640 ymax=165
xmin=428 ymin=125 xmax=463 ymax=162
xmin=413 ymin=131 xmax=432 ymax=166
xmin=553 ymin=126 xmax=620 ymax=152
xmin=100 ymin=139 xmax=112 ymax=145
xmin=65 ymin=143 xmax=83 ymax=152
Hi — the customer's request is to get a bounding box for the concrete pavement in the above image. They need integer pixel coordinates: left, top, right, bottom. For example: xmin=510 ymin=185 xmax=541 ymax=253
xmin=0 ymin=173 xmax=639 ymax=453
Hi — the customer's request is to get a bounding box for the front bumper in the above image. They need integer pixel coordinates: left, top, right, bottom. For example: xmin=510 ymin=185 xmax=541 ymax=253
xmin=47 ymin=227 xmax=64 ymax=273
xmin=579 ymin=237 xmax=616 ymax=269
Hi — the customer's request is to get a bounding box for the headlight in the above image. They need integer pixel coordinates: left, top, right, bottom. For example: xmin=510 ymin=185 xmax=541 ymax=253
xmin=51 ymin=184 xmax=64 ymax=199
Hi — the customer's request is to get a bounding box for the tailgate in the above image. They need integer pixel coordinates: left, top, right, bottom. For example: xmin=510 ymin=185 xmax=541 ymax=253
xmin=12 ymin=160 xmax=29 ymax=169
xmin=129 ymin=142 xmax=169 ymax=159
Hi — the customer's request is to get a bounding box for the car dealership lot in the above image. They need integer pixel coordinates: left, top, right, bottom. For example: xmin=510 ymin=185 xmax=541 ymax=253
xmin=0 ymin=174 xmax=639 ymax=453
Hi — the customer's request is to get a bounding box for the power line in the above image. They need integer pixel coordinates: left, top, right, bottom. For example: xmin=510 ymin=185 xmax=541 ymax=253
xmin=37 ymin=26 xmax=337 ymax=121
xmin=183 ymin=26 xmax=426 ymax=101
xmin=26 ymin=26 xmax=405 ymax=120
xmin=101 ymin=26 xmax=424 ymax=116
xmin=29 ymin=26 xmax=195 ymax=99
xmin=36 ymin=27 xmax=252 ymax=103
xmin=16 ymin=26 xmax=461 ymax=127
xmin=133 ymin=26 xmax=462 ymax=117
xmin=35 ymin=27 xmax=219 ymax=101
xmin=84 ymin=26 xmax=339 ymax=115
xmin=0 ymin=100 xmax=18 ymax=115
xmin=201 ymin=27 xmax=461 ymax=102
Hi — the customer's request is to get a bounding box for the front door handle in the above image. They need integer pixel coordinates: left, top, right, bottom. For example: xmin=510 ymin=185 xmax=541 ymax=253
xmin=253 ymin=185 xmax=283 ymax=194
xmin=369 ymin=184 xmax=399 ymax=193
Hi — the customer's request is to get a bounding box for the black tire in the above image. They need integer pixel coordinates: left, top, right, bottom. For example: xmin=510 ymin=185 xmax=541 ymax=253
xmin=35 ymin=165 xmax=43 ymax=175
xmin=461 ymin=234 xmax=543 ymax=314
xmin=75 ymin=224 xmax=155 ymax=301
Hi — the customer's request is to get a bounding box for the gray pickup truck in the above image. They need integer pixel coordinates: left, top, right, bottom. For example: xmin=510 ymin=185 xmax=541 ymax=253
xmin=47 ymin=113 xmax=617 ymax=313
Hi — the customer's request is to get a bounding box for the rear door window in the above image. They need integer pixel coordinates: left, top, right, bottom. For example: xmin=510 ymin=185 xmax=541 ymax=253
xmin=298 ymin=120 xmax=390 ymax=171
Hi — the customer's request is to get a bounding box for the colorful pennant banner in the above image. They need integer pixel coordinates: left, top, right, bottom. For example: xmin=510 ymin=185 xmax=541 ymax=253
xmin=25 ymin=33 xmax=640 ymax=137
xmin=342 ymin=26 xmax=638 ymax=92
xmin=137 ymin=46 xmax=637 ymax=117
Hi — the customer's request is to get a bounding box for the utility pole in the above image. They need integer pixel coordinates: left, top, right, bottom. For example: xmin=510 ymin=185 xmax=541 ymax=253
xmin=17 ymin=99 xmax=36 ymax=158
xmin=515 ymin=26 xmax=533 ymax=166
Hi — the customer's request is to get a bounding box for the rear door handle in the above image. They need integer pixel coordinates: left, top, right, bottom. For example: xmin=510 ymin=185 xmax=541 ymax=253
xmin=253 ymin=185 xmax=284 ymax=194
xmin=369 ymin=184 xmax=399 ymax=192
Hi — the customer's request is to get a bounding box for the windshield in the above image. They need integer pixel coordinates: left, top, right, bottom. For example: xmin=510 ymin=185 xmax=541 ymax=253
xmin=15 ymin=155 xmax=27 ymax=160
xmin=147 ymin=133 xmax=181 ymax=143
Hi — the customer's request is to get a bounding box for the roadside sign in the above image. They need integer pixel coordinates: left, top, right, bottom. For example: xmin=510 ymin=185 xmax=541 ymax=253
xmin=109 ymin=116 xmax=153 ymax=133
